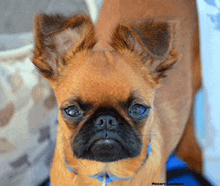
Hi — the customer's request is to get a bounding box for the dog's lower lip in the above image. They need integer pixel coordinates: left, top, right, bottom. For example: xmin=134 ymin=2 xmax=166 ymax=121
xmin=94 ymin=139 xmax=117 ymax=145
xmin=88 ymin=130 xmax=123 ymax=147
xmin=89 ymin=138 xmax=124 ymax=151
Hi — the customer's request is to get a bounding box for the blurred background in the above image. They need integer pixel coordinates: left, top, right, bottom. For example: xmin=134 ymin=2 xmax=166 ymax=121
xmin=0 ymin=0 xmax=219 ymax=185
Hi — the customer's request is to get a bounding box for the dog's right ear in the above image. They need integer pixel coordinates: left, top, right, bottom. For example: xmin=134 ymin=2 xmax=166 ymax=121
xmin=33 ymin=14 xmax=95 ymax=80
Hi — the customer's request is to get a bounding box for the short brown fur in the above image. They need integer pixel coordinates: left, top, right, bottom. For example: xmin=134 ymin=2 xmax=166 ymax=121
xmin=32 ymin=0 xmax=202 ymax=185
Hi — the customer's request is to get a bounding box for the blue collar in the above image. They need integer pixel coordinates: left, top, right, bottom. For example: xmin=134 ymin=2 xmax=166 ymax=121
xmin=65 ymin=143 xmax=151 ymax=185
xmin=91 ymin=173 xmax=131 ymax=185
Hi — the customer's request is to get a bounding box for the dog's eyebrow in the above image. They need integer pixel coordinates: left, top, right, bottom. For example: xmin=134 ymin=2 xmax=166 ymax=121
xmin=61 ymin=97 xmax=93 ymax=111
xmin=119 ymin=92 xmax=137 ymax=109
xmin=75 ymin=97 xmax=93 ymax=111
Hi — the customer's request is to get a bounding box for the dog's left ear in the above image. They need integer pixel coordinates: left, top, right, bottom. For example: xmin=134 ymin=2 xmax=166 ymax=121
xmin=33 ymin=14 xmax=95 ymax=80
xmin=111 ymin=20 xmax=178 ymax=84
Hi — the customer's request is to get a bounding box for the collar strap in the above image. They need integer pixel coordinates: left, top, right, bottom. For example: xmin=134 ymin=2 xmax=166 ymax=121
xmin=91 ymin=173 xmax=132 ymax=185
xmin=65 ymin=142 xmax=151 ymax=185
xmin=65 ymin=159 xmax=77 ymax=174
xmin=147 ymin=142 xmax=151 ymax=154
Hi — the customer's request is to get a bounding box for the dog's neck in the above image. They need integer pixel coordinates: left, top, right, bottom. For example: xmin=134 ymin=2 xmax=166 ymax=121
xmin=64 ymin=142 xmax=152 ymax=186
xmin=64 ymin=158 xmax=132 ymax=185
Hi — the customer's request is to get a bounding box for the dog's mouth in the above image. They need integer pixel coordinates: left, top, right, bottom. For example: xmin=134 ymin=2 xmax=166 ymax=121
xmin=90 ymin=138 xmax=122 ymax=149
xmin=74 ymin=128 xmax=141 ymax=162
xmin=87 ymin=130 xmax=124 ymax=148
xmin=91 ymin=139 xmax=125 ymax=153
xmin=85 ymin=131 xmax=130 ymax=162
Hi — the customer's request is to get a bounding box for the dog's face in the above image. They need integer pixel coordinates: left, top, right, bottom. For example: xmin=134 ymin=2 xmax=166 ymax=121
xmin=33 ymin=14 xmax=177 ymax=178
xmin=56 ymin=50 xmax=155 ymax=165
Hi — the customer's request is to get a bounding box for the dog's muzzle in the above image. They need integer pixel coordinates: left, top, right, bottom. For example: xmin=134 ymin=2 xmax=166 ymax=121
xmin=73 ymin=108 xmax=142 ymax=163
xmin=84 ymin=114 xmax=133 ymax=162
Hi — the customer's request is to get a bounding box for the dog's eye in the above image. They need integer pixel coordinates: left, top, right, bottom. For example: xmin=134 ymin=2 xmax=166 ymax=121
xmin=64 ymin=106 xmax=82 ymax=117
xmin=128 ymin=104 xmax=150 ymax=120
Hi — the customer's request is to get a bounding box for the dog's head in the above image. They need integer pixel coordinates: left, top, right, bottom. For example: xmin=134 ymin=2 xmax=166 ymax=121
xmin=33 ymin=14 xmax=177 ymax=178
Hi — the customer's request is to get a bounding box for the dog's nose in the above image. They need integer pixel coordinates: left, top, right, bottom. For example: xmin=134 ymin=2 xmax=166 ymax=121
xmin=95 ymin=115 xmax=118 ymax=129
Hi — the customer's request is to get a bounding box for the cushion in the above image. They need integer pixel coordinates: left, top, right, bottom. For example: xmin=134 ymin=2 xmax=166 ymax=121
xmin=0 ymin=38 xmax=58 ymax=186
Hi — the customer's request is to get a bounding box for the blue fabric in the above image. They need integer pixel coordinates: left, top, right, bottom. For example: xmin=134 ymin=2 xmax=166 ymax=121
xmin=44 ymin=180 xmax=50 ymax=186
xmin=168 ymin=174 xmax=203 ymax=186
xmin=166 ymin=155 xmax=212 ymax=185
xmin=166 ymin=154 xmax=188 ymax=171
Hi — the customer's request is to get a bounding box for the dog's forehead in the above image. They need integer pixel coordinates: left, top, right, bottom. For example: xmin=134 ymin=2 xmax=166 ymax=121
xmin=56 ymin=50 xmax=153 ymax=105
xmin=86 ymin=50 xmax=119 ymax=75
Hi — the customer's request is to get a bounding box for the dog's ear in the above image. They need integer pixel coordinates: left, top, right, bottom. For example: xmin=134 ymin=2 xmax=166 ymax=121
xmin=33 ymin=14 xmax=95 ymax=79
xmin=111 ymin=20 xmax=178 ymax=84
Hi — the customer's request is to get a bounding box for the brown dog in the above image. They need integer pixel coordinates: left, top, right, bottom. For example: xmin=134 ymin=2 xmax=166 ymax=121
xmin=32 ymin=0 xmax=201 ymax=185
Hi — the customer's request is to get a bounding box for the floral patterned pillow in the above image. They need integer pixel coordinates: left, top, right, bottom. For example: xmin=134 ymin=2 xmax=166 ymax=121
xmin=0 ymin=43 xmax=58 ymax=186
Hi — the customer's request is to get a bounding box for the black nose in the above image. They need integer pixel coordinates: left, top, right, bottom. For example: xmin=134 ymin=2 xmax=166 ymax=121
xmin=95 ymin=115 xmax=118 ymax=129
